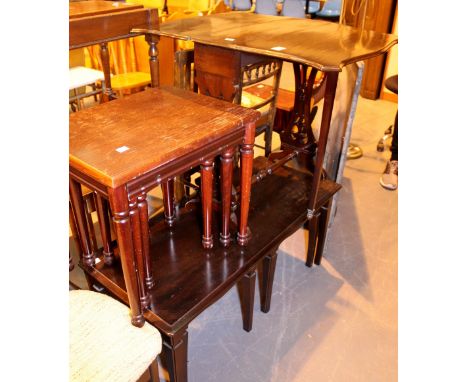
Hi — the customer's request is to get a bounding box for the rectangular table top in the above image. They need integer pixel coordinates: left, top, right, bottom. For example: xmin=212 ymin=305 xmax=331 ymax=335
xmin=69 ymin=1 xmax=143 ymax=19
xmin=69 ymin=86 xmax=259 ymax=188
xmin=134 ymin=12 xmax=398 ymax=72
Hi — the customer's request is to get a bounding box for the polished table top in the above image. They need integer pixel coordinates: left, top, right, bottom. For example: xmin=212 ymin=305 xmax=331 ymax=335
xmin=134 ymin=11 xmax=398 ymax=72
xmin=69 ymin=86 xmax=259 ymax=188
xmin=69 ymin=0 xmax=143 ymax=19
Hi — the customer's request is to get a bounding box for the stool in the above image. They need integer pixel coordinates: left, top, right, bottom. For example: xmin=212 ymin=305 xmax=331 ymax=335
xmin=69 ymin=66 xmax=105 ymax=111
xmin=69 ymin=86 xmax=260 ymax=326
xmin=69 ymin=290 xmax=161 ymax=382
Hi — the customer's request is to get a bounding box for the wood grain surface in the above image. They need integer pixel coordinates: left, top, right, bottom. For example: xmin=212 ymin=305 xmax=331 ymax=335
xmin=70 ymin=86 xmax=259 ymax=188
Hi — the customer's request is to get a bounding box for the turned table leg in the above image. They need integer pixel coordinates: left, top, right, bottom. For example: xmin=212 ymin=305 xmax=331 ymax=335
xmin=201 ymin=158 xmax=214 ymax=249
xmin=69 ymin=178 xmax=95 ymax=267
xmin=237 ymin=121 xmax=256 ymax=246
xmin=220 ymin=146 xmax=235 ymax=247
xmin=108 ymin=186 xmax=145 ymax=327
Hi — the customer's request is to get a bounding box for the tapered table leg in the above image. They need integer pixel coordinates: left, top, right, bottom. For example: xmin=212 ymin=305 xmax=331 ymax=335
xmin=259 ymin=251 xmax=278 ymax=313
xmin=162 ymin=179 xmax=176 ymax=228
xmin=163 ymin=328 xmax=188 ymax=382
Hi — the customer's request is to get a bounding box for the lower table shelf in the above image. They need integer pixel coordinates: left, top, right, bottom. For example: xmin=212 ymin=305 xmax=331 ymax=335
xmin=81 ymin=160 xmax=341 ymax=335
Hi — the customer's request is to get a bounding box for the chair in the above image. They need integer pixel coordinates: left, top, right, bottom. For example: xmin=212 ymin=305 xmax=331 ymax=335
xmin=69 ymin=290 xmax=162 ymax=382
xmin=69 ymin=66 xmax=105 ymax=111
xmin=255 ymin=0 xmax=278 ymax=15
xmin=316 ymin=0 xmax=342 ymax=18
xmin=377 ymin=75 xmax=398 ymax=152
xmin=281 ymin=0 xmax=305 ymax=17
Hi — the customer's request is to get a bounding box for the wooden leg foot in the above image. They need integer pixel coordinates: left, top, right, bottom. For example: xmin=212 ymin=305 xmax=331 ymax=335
xmin=238 ymin=269 xmax=256 ymax=332
xmin=259 ymin=251 xmax=278 ymax=313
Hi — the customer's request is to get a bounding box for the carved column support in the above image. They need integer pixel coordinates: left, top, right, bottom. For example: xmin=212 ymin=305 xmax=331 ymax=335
xmin=220 ymin=146 xmax=235 ymax=247
xmin=137 ymin=191 xmax=155 ymax=289
xmin=69 ymin=178 xmax=95 ymax=267
xmin=108 ymin=186 xmax=145 ymax=327
xmin=201 ymin=158 xmax=214 ymax=249
xmin=237 ymin=122 xmax=256 ymax=246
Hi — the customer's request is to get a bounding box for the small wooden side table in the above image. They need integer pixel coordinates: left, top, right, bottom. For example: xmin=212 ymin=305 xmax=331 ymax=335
xmin=69 ymin=86 xmax=259 ymax=327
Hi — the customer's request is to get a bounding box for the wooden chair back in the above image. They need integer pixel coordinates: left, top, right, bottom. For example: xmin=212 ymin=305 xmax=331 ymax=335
xmin=69 ymin=6 xmax=160 ymax=101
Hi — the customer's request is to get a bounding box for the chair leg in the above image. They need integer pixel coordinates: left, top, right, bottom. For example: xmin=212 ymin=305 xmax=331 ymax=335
xmin=238 ymin=269 xmax=256 ymax=332
xmin=259 ymin=251 xmax=278 ymax=313
xmin=162 ymin=179 xmax=176 ymax=228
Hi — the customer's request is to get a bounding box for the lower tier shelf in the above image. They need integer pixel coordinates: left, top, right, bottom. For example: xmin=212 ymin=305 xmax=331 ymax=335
xmin=82 ymin=159 xmax=341 ymax=335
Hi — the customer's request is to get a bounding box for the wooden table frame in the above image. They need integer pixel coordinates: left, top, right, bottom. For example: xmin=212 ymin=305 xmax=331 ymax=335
xmin=135 ymin=11 xmax=398 ymax=264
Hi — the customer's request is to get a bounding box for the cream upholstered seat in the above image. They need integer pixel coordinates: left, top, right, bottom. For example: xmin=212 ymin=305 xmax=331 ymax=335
xmin=69 ymin=290 xmax=162 ymax=382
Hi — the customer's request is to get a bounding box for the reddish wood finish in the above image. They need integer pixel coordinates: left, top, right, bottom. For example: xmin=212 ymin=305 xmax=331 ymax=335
xmin=200 ymin=159 xmax=214 ymax=249
xmin=162 ymin=179 xmax=176 ymax=228
xmin=139 ymin=12 xmax=398 ymax=72
xmin=107 ymin=186 xmax=145 ymax=327
xmin=220 ymin=147 xmax=235 ymax=247
xmin=237 ymin=122 xmax=256 ymax=246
